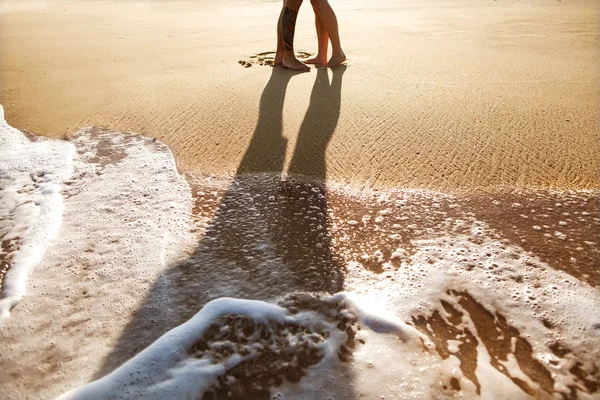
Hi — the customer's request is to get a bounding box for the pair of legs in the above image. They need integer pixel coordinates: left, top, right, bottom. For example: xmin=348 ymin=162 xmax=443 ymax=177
xmin=275 ymin=0 xmax=346 ymax=71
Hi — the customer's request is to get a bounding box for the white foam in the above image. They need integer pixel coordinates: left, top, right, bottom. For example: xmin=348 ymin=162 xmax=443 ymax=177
xmin=50 ymin=179 xmax=599 ymax=399
xmin=58 ymin=293 xmax=426 ymax=400
xmin=274 ymin=293 xmax=440 ymax=400
xmin=0 ymin=118 xmax=195 ymax=398
xmin=45 ymin=176 xmax=600 ymax=399
xmin=57 ymin=298 xmax=289 ymax=400
xmin=341 ymin=223 xmax=600 ymax=399
xmin=0 ymin=105 xmax=74 ymax=324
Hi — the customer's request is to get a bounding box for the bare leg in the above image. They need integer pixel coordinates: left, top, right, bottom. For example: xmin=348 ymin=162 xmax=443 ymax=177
xmin=310 ymin=0 xmax=346 ymax=67
xmin=305 ymin=9 xmax=329 ymax=65
xmin=275 ymin=4 xmax=284 ymax=65
xmin=280 ymin=0 xmax=310 ymax=72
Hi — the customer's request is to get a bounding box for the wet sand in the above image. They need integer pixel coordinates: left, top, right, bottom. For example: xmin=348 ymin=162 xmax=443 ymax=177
xmin=1 ymin=0 xmax=599 ymax=190
xmin=0 ymin=121 xmax=598 ymax=398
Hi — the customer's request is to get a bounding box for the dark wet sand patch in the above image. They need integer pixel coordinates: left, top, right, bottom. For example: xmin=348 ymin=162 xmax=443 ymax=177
xmin=197 ymin=294 xmax=358 ymax=400
xmin=462 ymin=191 xmax=599 ymax=286
xmin=238 ymin=51 xmax=311 ymax=68
xmin=190 ymin=176 xmax=599 ymax=287
xmin=0 ymin=237 xmax=19 ymax=290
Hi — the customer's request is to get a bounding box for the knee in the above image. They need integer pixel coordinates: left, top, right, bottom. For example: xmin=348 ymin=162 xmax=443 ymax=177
xmin=310 ymin=0 xmax=326 ymax=6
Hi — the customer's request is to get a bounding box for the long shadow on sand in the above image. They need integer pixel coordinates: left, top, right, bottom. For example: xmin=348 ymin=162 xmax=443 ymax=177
xmin=95 ymin=67 xmax=352 ymax=397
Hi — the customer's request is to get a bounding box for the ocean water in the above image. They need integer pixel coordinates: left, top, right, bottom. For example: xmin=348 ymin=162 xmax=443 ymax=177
xmin=0 ymin=106 xmax=599 ymax=399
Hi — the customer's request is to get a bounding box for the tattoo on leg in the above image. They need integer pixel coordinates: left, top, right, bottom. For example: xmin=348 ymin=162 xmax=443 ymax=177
xmin=281 ymin=6 xmax=299 ymax=52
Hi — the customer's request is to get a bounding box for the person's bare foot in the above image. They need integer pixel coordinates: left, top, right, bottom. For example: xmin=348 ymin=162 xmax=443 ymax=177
xmin=327 ymin=52 xmax=346 ymax=68
xmin=283 ymin=54 xmax=310 ymax=72
xmin=305 ymin=54 xmax=327 ymax=65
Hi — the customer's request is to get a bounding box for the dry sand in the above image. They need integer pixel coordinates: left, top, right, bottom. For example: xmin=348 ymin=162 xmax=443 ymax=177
xmin=1 ymin=0 xmax=599 ymax=191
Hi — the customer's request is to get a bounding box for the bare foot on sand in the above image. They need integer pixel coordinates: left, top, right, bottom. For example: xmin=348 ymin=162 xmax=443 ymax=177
xmin=283 ymin=54 xmax=310 ymax=72
xmin=305 ymin=54 xmax=327 ymax=65
xmin=327 ymin=52 xmax=346 ymax=68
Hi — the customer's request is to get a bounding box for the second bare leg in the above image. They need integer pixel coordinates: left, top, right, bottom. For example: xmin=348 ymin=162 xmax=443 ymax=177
xmin=310 ymin=0 xmax=346 ymax=67
xmin=305 ymin=8 xmax=329 ymax=65
xmin=275 ymin=5 xmax=284 ymax=65
xmin=280 ymin=0 xmax=310 ymax=72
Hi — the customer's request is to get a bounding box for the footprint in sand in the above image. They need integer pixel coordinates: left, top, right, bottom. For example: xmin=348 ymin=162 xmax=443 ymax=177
xmin=238 ymin=51 xmax=311 ymax=68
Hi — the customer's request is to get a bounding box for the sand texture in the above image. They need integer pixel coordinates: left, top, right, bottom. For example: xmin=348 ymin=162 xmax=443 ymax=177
xmin=1 ymin=0 xmax=599 ymax=191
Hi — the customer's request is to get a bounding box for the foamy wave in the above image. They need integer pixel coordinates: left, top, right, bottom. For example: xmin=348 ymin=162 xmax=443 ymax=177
xmin=1 ymin=121 xmax=196 ymax=399
xmin=344 ymin=229 xmax=600 ymax=399
xmin=0 ymin=105 xmax=74 ymax=324
xmin=1 ymin=114 xmax=598 ymax=399
xmin=56 ymin=223 xmax=600 ymax=399
xmin=58 ymin=293 xmax=419 ymax=400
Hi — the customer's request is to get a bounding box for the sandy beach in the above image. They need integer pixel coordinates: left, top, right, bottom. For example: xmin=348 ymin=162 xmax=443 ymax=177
xmin=1 ymin=0 xmax=599 ymax=190
xmin=1 ymin=1 xmax=599 ymax=399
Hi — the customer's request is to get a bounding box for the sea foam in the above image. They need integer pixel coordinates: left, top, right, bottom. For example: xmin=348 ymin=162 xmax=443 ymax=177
xmin=0 ymin=105 xmax=74 ymax=324
xmin=58 ymin=294 xmax=421 ymax=400
xmin=0 ymin=110 xmax=598 ymax=399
